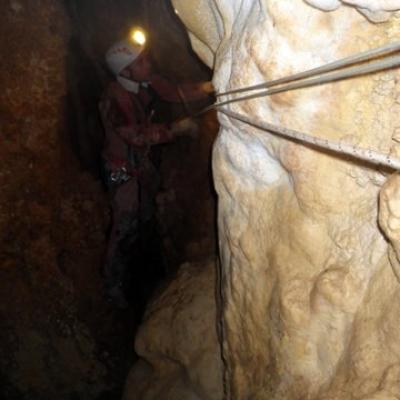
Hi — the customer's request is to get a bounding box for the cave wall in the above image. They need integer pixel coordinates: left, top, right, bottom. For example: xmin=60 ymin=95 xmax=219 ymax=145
xmin=0 ymin=0 xmax=220 ymax=398
xmin=172 ymin=1 xmax=400 ymax=399
xmin=0 ymin=1 xmax=129 ymax=398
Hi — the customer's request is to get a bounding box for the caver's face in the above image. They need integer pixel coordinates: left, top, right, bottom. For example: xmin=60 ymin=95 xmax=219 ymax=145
xmin=120 ymin=50 xmax=153 ymax=82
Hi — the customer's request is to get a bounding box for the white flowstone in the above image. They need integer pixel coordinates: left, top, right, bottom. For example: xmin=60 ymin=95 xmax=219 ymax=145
xmin=172 ymin=1 xmax=400 ymax=399
xmin=123 ymin=260 xmax=223 ymax=400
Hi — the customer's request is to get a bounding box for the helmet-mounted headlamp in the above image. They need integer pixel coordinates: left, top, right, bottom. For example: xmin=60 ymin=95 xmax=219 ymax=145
xmin=129 ymin=28 xmax=146 ymax=46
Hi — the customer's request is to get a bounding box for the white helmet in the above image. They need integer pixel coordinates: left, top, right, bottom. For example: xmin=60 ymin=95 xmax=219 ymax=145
xmin=105 ymin=40 xmax=144 ymax=93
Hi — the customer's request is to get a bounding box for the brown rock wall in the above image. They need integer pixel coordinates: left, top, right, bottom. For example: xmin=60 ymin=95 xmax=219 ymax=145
xmin=0 ymin=1 xmax=123 ymax=398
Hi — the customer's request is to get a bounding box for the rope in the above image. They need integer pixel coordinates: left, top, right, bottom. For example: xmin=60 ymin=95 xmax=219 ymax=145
xmin=219 ymin=108 xmax=400 ymax=171
xmin=217 ymin=42 xmax=400 ymax=97
xmin=194 ymin=42 xmax=400 ymax=171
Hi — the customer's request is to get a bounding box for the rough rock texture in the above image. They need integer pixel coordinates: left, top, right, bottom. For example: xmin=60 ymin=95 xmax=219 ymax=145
xmin=0 ymin=1 xmax=130 ymax=398
xmin=123 ymin=259 xmax=223 ymax=400
xmin=172 ymin=1 xmax=400 ymax=399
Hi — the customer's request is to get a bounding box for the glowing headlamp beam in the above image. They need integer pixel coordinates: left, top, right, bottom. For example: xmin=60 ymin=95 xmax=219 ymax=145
xmin=130 ymin=29 xmax=146 ymax=46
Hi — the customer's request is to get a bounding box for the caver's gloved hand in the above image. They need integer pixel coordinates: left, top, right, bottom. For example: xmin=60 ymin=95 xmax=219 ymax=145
xmin=199 ymin=81 xmax=215 ymax=95
xmin=169 ymin=117 xmax=199 ymax=139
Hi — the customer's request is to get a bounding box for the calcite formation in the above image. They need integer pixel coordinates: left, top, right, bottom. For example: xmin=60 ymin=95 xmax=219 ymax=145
xmin=123 ymin=260 xmax=223 ymax=400
xmin=172 ymin=0 xmax=400 ymax=399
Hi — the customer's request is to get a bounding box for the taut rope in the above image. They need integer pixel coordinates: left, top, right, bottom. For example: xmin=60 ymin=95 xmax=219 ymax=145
xmin=202 ymin=42 xmax=400 ymax=171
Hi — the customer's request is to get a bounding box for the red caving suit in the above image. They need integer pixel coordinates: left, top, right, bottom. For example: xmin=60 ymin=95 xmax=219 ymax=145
xmin=99 ymin=75 xmax=206 ymax=294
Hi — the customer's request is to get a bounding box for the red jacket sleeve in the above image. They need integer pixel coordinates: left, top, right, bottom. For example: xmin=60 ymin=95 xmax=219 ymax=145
xmin=149 ymin=75 xmax=208 ymax=103
xmin=100 ymin=82 xmax=175 ymax=147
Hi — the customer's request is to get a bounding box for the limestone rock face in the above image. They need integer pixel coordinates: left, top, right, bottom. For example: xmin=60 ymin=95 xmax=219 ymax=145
xmin=123 ymin=260 xmax=223 ymax=400
xmin=172 ymin=1 xmax=400 ymax=399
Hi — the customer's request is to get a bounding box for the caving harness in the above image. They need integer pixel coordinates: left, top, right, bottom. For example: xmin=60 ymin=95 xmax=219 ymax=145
xmin=201 ymin=41 xmax=400 ymax=171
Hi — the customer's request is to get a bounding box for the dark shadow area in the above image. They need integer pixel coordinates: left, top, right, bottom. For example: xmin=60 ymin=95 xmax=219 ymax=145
xmin=0 ymin=0 xmax=218 ymax=400
xmin=0 ymin=0 xmax=219 ymax=399
xmin=63 ymin=0 xmax=219 ymax=397
xmin=63 ymin=0 xmax=217 ymax=304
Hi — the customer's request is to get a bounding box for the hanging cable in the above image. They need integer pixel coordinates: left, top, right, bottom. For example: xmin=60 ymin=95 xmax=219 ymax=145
xmin=219 ymin=108 xmax=400 ymax=171
xmin=210 ymin=53 xmax=400 ymax=110
xmin=216 ymin=41 xmax=400 ymax=97
xmin=190 ymin=42 xmax=400 ymax=171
